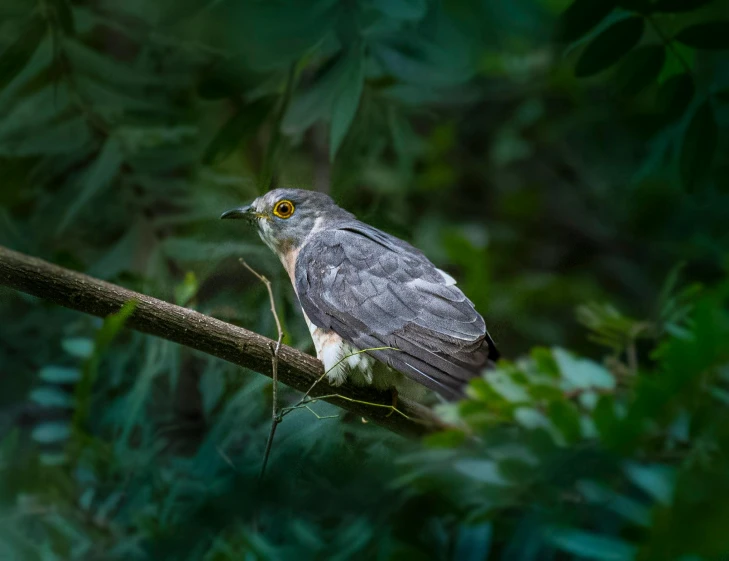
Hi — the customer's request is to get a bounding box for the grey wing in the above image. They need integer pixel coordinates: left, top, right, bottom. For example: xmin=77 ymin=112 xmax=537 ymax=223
xmin=294 ymin=224 xmax=499 ymax=399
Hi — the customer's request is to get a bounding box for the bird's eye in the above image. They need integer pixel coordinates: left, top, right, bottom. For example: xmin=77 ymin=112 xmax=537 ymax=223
xmin=273 ymin=199 xmax=295 ymax=219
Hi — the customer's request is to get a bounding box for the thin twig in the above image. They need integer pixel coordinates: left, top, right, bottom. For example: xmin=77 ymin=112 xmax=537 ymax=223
xmin=279 ymin=346 xmax=418 ymax=426
xmin=239 ymin=259 xmax=283 ymax=343
xmin=240 ymin=259 xmax=284 ymax=480
xmin=280 ymin=346 xmax=400 ymax=420
xmin=258 ymin=340 xmax=282 ymax=480
xmin=303 ymin=405 xmax=339 ymax=420
xmin=302 ymin=347 xmax=398 ymax=403
xmin=259 ymin=416 xmax=279 ymax=480
xmin=282 ymin=392 xmax=424 ymax=424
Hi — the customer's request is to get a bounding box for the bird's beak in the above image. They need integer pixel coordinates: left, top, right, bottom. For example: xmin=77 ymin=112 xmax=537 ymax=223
xmin=220 ymin=205 xmax=255 ymax=221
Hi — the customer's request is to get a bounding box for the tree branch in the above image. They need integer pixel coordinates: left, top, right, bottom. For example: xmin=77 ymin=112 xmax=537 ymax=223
xmin=0 ymin=245 xmax=445 ymax=437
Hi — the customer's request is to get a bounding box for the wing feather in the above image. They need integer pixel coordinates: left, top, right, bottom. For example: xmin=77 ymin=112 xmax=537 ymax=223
xmin=295 ymin=224 xmax=499 ymax=399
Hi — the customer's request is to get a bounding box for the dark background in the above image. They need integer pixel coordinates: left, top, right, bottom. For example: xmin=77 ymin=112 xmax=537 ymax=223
xmin=1 ymin=0 xmax=729 ymax=559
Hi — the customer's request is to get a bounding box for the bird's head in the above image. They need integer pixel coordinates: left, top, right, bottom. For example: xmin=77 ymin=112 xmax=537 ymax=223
xmin=221 ymin=188 xmax=352 ymax=254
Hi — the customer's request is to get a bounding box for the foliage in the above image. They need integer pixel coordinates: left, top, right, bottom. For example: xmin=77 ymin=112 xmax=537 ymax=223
xmin=420 ymin=280 xmax=729 ymax=560
xmin=1 ymin=0 xmax=728 ymax=559
xmin=558 ymin=0 xmax=729 ymax=193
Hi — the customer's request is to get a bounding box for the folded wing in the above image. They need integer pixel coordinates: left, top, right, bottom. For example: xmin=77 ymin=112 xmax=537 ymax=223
xmin=294 ymin=224 xmax=499 ymax=399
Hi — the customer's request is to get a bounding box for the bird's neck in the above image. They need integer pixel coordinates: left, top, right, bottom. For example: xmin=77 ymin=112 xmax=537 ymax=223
xmin=277 ymin=244 xmax=301 ymax=288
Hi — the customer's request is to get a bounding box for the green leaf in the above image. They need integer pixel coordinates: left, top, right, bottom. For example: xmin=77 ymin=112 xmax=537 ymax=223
xmin=79 ymin=488 xmax=95 ymax=511
xmin=0 ymin=17 xmax=46 ymax=91
xmin=30 ymin=387 xmax=73 ymax=408
xmin=466 ymin=377 xmax=510 ymax=408
xmin=95 ymin=300 xmax=137 ymax=351
xmin=680 ymin=99 xmax=717 ymax=192
xmin=373 ymin=39 xmax=473 ymax=88
xmin=203 ymin=96 xmax=275 ymax=164
xmin=676 ymin=22 xmax=729 ymax=50
xmin=283 ymin=54 xmax=348 ymax=134
xmin=74 ymin=301 xmax=137 ymax=430
xmin=553 ymin=348 xmax=616 ymax=392
xmin=38 ymin=366 xmax=81 ymax=383
xmin=372 ymin=0 xmax=427 ymax=21
xmin=284 ymin=48 xmax=365 ymax=154
xmin=0 ymin=429 xmax=19 ymax=464
xmin=453 ymin=523 xmax=492 ymax=561
xmin=557 ymin=0 xmax=616 ymax=43
xmin=387 ymin=107 xmax=420 ymax=160
xmin=31 ymin=422 xmax=71 ymax=444
xmin=199 ymin=364 xmax=225 ymax=417
xmin=576 ymin=480 xmax=652 ymax=526
xmin=656 ymin=73 xmax=694 ymax=122
xmin=57 ymin=135 xmax=125 ymax=234
xmin=76 ymin=76 xmax=172 ymax=119
xmin=624 ymin=462 xmax=675 ymax=505
xmin=593 ymin=394 xmax=618 ymax=444
xmin=0 ymin=116 xmax=92 ymax=157
xmin=658 ymin=42 xmax=694 ymax=82
xmin=546 ymin=527 xmax=637 ymax=561
xmin=529 ymin=384 xmax=564 ymax=401
xmin=453 ymin=459 xmax=511 ymax=486
xmin=39 ymin=452 xmax=67 ymax=466
xmin=485 ymin=368 xmax=532 ymax=403
xmin=61 ymin=338 xmax=94 ymax=359
xmin=655 ymin=0 xmax=712 ymax=11
xmin=218 ymin=0 xmax=336 ymax=70
xmin=575 ymin=17 xmax=645 ymax=77
xmin=63 ymin=39 xmax=163 ymax=88
xmin=548 ymin=401 xmax=582 ymax=443
xmin=616 ymin=45 xmax=665 ymax=94
xmin=423 ymin=429 xmax=467 ymax=449
xmin=0 ymin=0 xmax=34 ymax=18
xmin=0 ymin=83 xmax=74 ymax=138
xmin=174 ymin=271 xmax=199 ymax=306
xmin=329 ymin=47 xmax=364 ymax=161
xmin=87 ymin=221 xmax=142 ymax=279
xmin=531 ymin=347 xmax=560 ymax=377
xmin=162 ymin=238 xmax=267 ymax=262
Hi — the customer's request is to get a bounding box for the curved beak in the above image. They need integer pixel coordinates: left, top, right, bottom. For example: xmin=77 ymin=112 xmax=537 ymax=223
xmin=220 ymin=205 xmax=254 ymax=221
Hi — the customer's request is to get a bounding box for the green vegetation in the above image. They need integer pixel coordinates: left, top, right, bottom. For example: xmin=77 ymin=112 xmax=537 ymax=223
xmin=1 ymin=0 xmax=728 ymax=558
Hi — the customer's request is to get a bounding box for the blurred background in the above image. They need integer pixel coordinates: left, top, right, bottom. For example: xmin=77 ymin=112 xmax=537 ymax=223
xmin=1 ymin=0 xmax=729 ymax=559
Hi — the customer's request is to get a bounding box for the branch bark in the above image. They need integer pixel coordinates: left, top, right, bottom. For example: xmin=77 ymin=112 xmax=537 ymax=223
xmin=0 ymin=245 xmax=444 ymax=437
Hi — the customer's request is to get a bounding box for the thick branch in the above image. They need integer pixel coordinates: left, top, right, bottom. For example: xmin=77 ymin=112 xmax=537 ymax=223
xmin=0 ymin=245 xmax=444 ymax=437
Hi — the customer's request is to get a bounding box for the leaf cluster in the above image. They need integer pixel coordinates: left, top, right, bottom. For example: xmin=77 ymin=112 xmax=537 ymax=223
xmin=560 ymin=0 xmax=729 ymax=191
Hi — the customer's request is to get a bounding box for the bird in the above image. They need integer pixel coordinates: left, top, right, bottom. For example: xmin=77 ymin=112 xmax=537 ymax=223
xmin=221 ymin=188 xmax=499 ymax=401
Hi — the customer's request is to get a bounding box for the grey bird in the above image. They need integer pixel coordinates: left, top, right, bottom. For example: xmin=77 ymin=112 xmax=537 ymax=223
xmin=221 ymin=188 xmax=499 ymax=401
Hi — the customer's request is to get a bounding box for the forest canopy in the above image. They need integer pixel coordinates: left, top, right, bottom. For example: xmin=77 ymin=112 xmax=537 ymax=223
xmin=1 ymin=0 xmax=728 ymax=559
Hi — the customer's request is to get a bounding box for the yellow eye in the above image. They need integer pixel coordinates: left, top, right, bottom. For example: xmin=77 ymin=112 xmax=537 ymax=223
xmin=273 ymin=199 xmax=295 ymax=219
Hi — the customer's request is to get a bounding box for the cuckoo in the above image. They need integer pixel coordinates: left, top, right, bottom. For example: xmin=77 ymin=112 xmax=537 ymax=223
xmin=221 ymin=188 xmax=499 ymax=401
